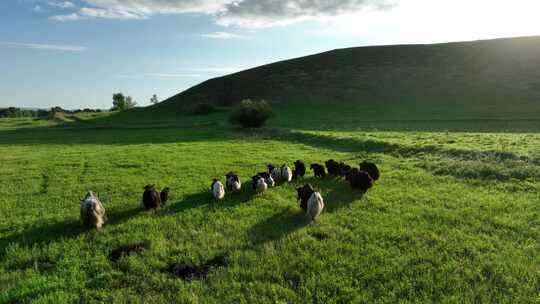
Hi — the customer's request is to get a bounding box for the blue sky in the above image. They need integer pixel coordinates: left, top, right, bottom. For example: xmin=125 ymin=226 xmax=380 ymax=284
xmin=2 ymin=0 xmax=540 ymax=109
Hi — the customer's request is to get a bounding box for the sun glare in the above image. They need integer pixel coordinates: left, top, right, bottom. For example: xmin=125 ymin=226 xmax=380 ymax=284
xmin=327 ymin=0 xmax=540 ymax=44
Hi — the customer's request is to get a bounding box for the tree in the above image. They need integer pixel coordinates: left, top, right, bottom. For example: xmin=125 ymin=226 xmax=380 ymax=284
xmin=111 ymin=93 xmax=125 ymax=111
xmin=111 ymin=93 xmax=137 ymax=111
xmin=150 ymin=94 xmax=159 ymax=105
xmin=125 ymin=96 xmax=137 ymax=109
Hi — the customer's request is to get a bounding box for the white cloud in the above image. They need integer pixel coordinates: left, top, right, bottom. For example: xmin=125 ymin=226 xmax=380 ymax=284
xmin=47 ymin=1 xmax=76 ymax=9
xmin=49 ymin=0 xmax=393 ymax=28
xmin=144 ymin=73 xmax=203 ymax=78
xmin=218 ymin=0 xmax=395 ymax=28
xmin=116 ymin=73 xmax=204 ymax=78
xmin=0 ymin=42 xmax=87 ymax=52
xmin=188 ymin=67 xmax=246 ymax=73
xmin=51 ymin=7 xmax=146 ymax=21
xmin=82 ymin=0 xmax=228 ymax=15
xmin=79 ymin=7 xmax=146 ymax=19
xmin=33 ymin=5 xmax=42 ymax=12
xmin=50 ymin=13 xmax=82 ymax=21
xmin=201 ymin=32 xmax=248 ymax=39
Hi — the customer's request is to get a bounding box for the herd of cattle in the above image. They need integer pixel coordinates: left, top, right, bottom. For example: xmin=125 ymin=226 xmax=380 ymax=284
xmin=80 ymin=160 xmax=380 ymax=229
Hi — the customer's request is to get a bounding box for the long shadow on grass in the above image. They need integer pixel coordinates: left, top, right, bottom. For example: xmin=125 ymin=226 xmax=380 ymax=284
xmin=163 ymin=187 xmax=258 ymax=215
xmin=248 ymin=209 xmax=310 ymax=246
xmin=274 ymin=129 xmax=532 ymax=162
xmin=246 ymin=177 xmax=360 ymax=247
xmin=267 ymin=129 xmax=540 ymax=182
xmin=317 ymin=178 xmax=365 ymax=213
xmin=0 ymin=206 xmax=143 ymax=257
xmin=0 ymin=124 xmax=225 ymax=146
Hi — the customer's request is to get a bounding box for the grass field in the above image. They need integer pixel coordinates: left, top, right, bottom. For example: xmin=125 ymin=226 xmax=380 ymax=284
xmin=1 ymin=104 xmax=540 ymax=303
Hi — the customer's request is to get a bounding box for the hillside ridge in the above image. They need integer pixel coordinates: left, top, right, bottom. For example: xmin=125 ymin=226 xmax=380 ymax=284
xmin=156 ymin=36 xmax=540 ymax=112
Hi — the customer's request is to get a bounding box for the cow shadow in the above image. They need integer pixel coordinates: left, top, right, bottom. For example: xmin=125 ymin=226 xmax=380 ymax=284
xmin=321 ymin=181 xmax=366 ymax=213
xmin=0 ymin=206 xmax=143 ymax=257
xmin=291 ymin=176 xmax=362 ymax=213
xmin=162 ymin=186 xmax=258 ymax=215
xmin=247 ymin=208 xmax=311 ymax=246
xmin=244 ymin=177 xmax=365 ymax=248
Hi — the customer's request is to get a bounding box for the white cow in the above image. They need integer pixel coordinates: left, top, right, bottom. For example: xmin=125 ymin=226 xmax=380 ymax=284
xmin=254 ymin=177 xmax=268 ymax=194
xmin=80 ymin=191 xmax=107 ymax=229
xmin=212 ymin=179 xmax=225 ymax=201
xmin=307 ymin=192 xmax=324 ymax=221
xmin=281 ymin=164 xmax=293 ymax=183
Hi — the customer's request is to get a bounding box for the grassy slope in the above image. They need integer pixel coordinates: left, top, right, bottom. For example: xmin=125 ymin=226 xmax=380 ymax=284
xmin=2 ymin=36 xmax=540 ymax=303
xmin=1 ymin=107 xmax=539 ymax=303
xmin=157 ymin=36 xmax=540 ymax=120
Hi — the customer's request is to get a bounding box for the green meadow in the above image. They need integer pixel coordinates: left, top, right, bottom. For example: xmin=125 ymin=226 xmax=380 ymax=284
xmin=1 ymin=103 xmax=540 ymax=303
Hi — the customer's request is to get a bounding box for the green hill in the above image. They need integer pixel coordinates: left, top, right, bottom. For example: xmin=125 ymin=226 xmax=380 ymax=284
xmin=157 ymin=36 xmax=540 ymax=119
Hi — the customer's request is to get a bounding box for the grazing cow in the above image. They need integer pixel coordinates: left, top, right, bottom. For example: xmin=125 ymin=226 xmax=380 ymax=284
xmin=268 ymin=164 xmax=282 ymax=182
xmin=211 ymin=179 xmax=225 ymax=201
xmin=293 ymin=160 xmax=306 ymax=180
xmin=80 ymin=191 xmax=107 ymax=229
xmin=281 ymin=164 xmax=293 ymax=183
xmin=143 ymin=185 xmax=161 ymax=210
xmin=338 ymin=162 xmax=352 ymax=178
xmin=360 ymin=161 xmax=380 ymax=181
xmin=160 ymin=187 xmax=170 ymax=204
xmin=225 ymin=172 xmax=242 ymax=192
xmin=310 ymin=163 xmax=326 ymax=178
xmin=252 ymin=175 xmax=268 ymax=194
xmin=325 ymin=159 xmax=341 ymax=176
xmin=346 ymin=168 xmax=374 ymax=193
xmin=258 ymin=172 xmax=275 ymax=187
xmin=296 ymin=184 xmax=324 ymax=221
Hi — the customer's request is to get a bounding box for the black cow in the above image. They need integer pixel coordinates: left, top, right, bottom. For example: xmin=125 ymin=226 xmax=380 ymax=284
xmin=346 ymin=169 xmax=373 ymax=193
xmin=310 ymin=163 xmax=326 ymax=178
xmin=293 ymin=160 xmax=306 ymax=180
xmin=143 ymin=185 xmax=161 ymax=210
xmin=360 ymin=161 xmax=380 ymax=181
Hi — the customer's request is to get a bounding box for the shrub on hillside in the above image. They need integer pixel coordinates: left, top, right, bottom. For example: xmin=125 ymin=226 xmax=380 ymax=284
xmin=111 ymin=93 xmax=137 ymax=111
xmin=229 ymin=99 xmax=273 ymax=128
xmin=191 ymin=103 xmax=217 ymax=116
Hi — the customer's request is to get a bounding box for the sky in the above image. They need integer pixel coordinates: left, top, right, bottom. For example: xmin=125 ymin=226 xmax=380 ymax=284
xmin=1 ymin=0 xmax=540 ymax=109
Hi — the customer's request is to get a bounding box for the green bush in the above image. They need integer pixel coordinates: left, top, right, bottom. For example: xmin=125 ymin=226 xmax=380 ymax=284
xmin=191 ymin=103 xmax=217 ymax=116
xmin=111 ymin=93 xmax=137 ymax=111
xmin=0 ymin=107 xmax=39 ymax=118
xmin=229 ymin=99 xmax=273 ymax=128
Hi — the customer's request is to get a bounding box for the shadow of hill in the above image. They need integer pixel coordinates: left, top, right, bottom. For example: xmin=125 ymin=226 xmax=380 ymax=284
xmin=0 ymin=123 xmax=225 ymax=146
xmin=0 ymin=206 xmax=143 ymax=257
xmin=0 ymin=107 xmax=226 ymax=146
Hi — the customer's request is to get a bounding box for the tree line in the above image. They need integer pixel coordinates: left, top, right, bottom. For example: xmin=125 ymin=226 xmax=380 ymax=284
xmin=0 ymin=93 xmax=161 ymax=118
